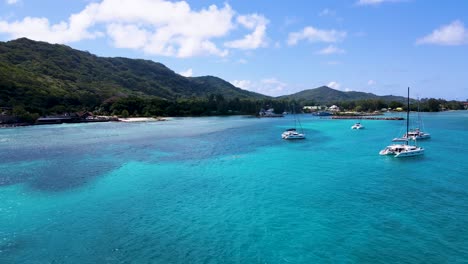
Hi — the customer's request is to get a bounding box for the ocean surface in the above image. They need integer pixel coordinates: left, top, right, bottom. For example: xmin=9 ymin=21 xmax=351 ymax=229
xmin=1 ymin=111 xmax=467 ymax=263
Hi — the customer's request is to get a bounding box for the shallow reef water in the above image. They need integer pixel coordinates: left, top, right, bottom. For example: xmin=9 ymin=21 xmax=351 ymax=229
xmin=1 ymin=112 xmax=467 ymax=263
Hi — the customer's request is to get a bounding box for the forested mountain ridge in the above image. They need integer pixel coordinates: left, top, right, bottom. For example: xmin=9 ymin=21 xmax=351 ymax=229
xmin=0 ymin=38 xmax=463 ymax=121
xmin=280 ymin=86 xmax=407 ymax=104
xmin=0 ymin=38 xmax=266 ymax=114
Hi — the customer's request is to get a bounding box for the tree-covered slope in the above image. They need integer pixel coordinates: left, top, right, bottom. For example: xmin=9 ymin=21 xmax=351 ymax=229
xmin=0 ymin=38 xmax=266 ymax=112
xmin=279 ymin=85 xmax=407 ymax=104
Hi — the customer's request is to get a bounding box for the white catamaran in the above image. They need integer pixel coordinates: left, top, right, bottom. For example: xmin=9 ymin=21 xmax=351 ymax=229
xmin=380 ymin=87 xmax=424 ymax=158
xmin=282 ymin=105 xmax=305 ymax=140
xmin=393 ymin=98 xmax=430 ymax=141
xmin=351 ymin=122 xmax=365 ymax=129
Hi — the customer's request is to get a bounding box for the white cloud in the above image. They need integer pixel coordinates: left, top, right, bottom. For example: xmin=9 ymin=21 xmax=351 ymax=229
xmin=367 ymin=80 xmax=376 ymax=85
xmin=231 ymin=78 xmax=288 ymax=96
xmin=179 ymin=68 xmax=193 ymax=77
xmin=327 ymin=81 xmax=341 ymax=90
xmin=287 ymin=26 xmax=346 ymax=46
xmin=317 ymin=45 xmax=345 ymax=55
xmin=0 ymin=16 xmax=101 ymax=43
xmin=318 ymin=8 xmax=343 ymax=23
xmin=354 ymin=31 xmax=367 ymax=37
xmin=325 ymin=61 xmax=342 ymax=65
xmin=258 ymin=78 xmax=288 ymax=96
xmin=319 ymin=8 xmax=336 ymax=17
xmin=224 ymin=14 xmax=268 ymax=50
xmin=231 ymin=80 xmax=252 ymax=89
xmin=283 ymin=17 xmax=299 ymax=27
xmin=237 ymin=59 xmax=248 ymax=64
xmin=6 ymin=0 xmax=20 ymax=4
xmin=0 ymin=0 xmax=269 ymax=58
xmin=236 ymin=14 xmax=263 ymax=29
xmin=262 ymin=78 xmax=286 ymax=88
xmin=107 ymin=24 xmax=149 ymax=49
xmin=357 ymin=0 xmax=384 ymax=5
xmin=416 ymin=20 xmax=468 ymax=46
xmin=356 ymin=0 xmax=399 ymax=5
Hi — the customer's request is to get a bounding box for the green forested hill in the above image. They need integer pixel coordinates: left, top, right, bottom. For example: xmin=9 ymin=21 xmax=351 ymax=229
xmin=0 ymin=38 xmax=266 ymax=114
xmin=280 ymin=86 xmax=407 ymax=104
xmin=0 ymin=38 xmax=462 ymax=120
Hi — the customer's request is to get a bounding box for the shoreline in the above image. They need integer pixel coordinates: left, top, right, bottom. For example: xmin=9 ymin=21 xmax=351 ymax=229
xmin=0 ymin=117 xmax=170 ymax=128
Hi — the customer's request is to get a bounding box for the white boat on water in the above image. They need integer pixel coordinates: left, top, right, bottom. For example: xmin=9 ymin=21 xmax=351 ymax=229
xmin=351 ymin=122 xmax=364 ymax=129
xmin=259 ymin=108 xmax=284 ymax=117
xmin=380 ymin=87 xmax=424 ymax=158
xmin=282 ymin=128 xmax=305 ymax=139
xmin=393 ymin=127 xmax=431 ymax=141
xmin=393 ymin=99 xmax=431 ymax=141
xmin=379 ymin=143 xmax=424 ymax=158
xmin=393 ymin=127 xmax=431 ymax=142
xmin=282 ymin=105 xmax=306 ymax=140
xmin=407 ymin=128 xmax=431 ymax=140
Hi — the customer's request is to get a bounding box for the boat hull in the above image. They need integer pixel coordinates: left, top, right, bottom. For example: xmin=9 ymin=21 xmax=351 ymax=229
xmin=351 ymin=122 xmax=364 ymax=129
xmin=403 ymin=130 xmax=431 ymax=141
xmin=282 ymin=131 xmax=306 ymax=140
xmin=379 ymin=144 xmax=424 ymax=158
xmin=412 ymin=134 xmax=431 ymax=140
xmin=395 ymin=148 xmax=424 ymax=158
xmin=282 ymin=134 xmax=306 ymax=140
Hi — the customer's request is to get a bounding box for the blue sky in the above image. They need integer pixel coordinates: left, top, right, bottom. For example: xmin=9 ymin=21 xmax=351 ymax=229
xmin=1 ymin=0 xmax=467 ymax=100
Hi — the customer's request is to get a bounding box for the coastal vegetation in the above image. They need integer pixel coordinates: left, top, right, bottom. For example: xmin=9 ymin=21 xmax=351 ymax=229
xmin=312 ymin=98 xmax=465 ymax=113
xmin=279 ymin=85 xmax=408 ymax=104
xmin=0 ymin=38 xmax=465 ymax=124
xmin=99 ymin=95 xmax=293 ymax=117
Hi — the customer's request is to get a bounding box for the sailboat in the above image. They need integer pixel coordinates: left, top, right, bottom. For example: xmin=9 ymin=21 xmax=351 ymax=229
xmin=282 ymin=104 xmax=305 ymax=140
xmin=393 ymin=98 xmax=430 ymax=141
xmin=379 ymin=87 xmax=424 ymax=158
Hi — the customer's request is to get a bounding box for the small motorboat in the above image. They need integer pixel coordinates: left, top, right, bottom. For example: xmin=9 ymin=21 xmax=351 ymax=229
xmin=282 ymin=128 xmax=305 ymax=140
xmin=351 ymin=122 xmax=364 ymax=129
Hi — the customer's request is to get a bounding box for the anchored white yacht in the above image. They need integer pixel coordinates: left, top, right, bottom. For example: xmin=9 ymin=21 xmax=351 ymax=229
xmin=406 ymin=128 xmax=431 ymax=140
xmin=380 ymin=87 xmax=424 ymax=158
xmin=282 ymin=128 xmax=305 ymax=140
xmin=379 ymin=143 xmax=424 ymax=158
xmin=351 ymin=122 xmax=364 ymax=129
xmin=282 ymin=105 xmax=306 ymax=140
xmin=393 ymin=99 xmax=431 ymax=141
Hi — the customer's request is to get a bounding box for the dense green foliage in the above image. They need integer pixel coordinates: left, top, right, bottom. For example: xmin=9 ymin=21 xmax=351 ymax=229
xmin=0 ymin=38 xmax=465 ymax=124
xmin=0 ymin=38 xmax=266 ymax=116
xmin=280 ymin=86 xmax=408 ymax=104
xmin=99 ymin=95 xmax=295 ymax=117
xmin=283 ymin=86 xmax=465 ymax=112
xmin=418 ymin=98 xmax=465 ymax=112
xmin=326 ymin=98 xmax=465 ymax=112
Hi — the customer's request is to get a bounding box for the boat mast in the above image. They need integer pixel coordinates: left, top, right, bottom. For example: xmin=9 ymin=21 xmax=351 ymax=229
xmin=406 ymin=87 xmax=409 ymax=145
xmin=417 ymin=96 xmax=424 ymax=131
xmin=292 ymin=103 xmax=297 ymax=129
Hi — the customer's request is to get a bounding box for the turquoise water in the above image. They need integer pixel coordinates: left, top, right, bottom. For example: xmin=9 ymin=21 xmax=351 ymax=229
xmin=1 ymin=112 xmax=467 ymax=263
